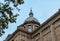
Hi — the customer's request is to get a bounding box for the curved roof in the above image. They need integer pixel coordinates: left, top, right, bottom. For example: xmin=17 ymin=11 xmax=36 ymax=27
xmin=24 ymin=9 xmax=40 ymax=25
xmin=25 ymin=17 xmax=39 ymax=22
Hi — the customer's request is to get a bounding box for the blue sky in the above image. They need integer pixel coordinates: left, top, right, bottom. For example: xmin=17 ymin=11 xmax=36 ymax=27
xmin=0 ymin=0 xmax=60 ymax=41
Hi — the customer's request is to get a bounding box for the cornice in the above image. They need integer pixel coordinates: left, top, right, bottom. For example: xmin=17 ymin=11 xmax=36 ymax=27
xmin=5 ymin=9 xmax=60 ymax=41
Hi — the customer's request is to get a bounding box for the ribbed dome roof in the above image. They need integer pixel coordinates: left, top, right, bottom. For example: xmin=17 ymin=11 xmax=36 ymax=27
xmin=24 ymin=9 xmax=40 ymax=25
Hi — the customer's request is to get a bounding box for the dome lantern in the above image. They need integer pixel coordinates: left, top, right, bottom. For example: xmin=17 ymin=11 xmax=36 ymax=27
xmin=29 ymin=9 xmax=33 ymax=17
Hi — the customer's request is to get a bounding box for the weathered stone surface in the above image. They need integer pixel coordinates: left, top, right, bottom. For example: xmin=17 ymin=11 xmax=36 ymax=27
xmin=4 ymin=9 xmax=60 ymax=41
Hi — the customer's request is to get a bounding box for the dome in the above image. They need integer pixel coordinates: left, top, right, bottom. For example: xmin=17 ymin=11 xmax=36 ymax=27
xmin=25 ymin=16 xmax=39 ymax=22
xmin=24 ymin=9 xmax=40 ymax=25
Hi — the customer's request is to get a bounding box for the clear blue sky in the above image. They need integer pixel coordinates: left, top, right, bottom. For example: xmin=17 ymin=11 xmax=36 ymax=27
xmin=0 ymin=0 xmax=60 ymax=41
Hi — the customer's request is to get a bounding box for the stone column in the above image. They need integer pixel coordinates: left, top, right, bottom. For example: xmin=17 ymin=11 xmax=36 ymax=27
xmin=50 ymin=24 xmax=57 ymax=41
xmin=40 ymin=32 xmax=43 ymax=41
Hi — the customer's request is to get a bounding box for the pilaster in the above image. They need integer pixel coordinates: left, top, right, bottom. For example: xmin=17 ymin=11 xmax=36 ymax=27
xmin=50 ymin=24 xmax=57 ymax=41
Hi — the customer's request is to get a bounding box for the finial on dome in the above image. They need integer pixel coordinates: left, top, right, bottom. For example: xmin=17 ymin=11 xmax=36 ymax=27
xmin=29 ymin=8 xmax=33 ymax=17
xmin=30 ymin=8 xmax=32 ymax=12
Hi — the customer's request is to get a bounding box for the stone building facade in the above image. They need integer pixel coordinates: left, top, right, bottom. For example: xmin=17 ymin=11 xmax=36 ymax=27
xmin=5 ymin=9 xmax=60 ymax=41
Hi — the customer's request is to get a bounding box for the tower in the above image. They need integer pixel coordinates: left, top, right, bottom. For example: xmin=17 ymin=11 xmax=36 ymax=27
xmin=16 ymin=9 xmax=40 ymax=41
